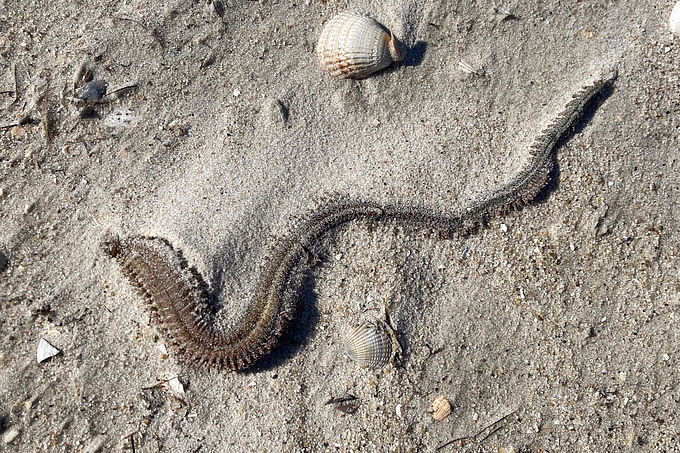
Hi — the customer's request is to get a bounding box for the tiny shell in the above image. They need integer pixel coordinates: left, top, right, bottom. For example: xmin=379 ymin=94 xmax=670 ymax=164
xmin=671 ymin=1 xmax=680 ymax=37
xmin=458 ymin=59 xmax=484 ymax=77
xmin=429 ymin=395 xmax=451 ymax=421
xmin=344 ymin=319 xmax=393 ymax=369
xmin=317 ymin=12 xmax=405 ymax=79
xmin=36 ymin=338 xmax=61 ymax=363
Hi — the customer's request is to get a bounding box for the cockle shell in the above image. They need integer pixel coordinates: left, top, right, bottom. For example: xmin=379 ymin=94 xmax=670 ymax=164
xmin=671 ymin=1 xmax=680 ymax=37
xmin=316 ymin=12 xmax=405 ymax=79
xmin=429 ymin=395 xmax=451 ymax=421
xmin=344 ymin=318 xmax=393 ymax=369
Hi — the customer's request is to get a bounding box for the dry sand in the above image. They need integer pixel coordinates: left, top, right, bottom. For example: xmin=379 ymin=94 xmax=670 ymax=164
xmin=1 ymin=0 xmax=679 ymax=451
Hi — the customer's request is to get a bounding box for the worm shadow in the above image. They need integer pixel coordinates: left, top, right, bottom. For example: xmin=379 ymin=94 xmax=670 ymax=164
xmin=534 ymin=80 xmax=617 ymax=204
xmin=242 ymin=273 xmax=320 ymax=374
xmin=403 ymin=41 xmax=427 ymax=67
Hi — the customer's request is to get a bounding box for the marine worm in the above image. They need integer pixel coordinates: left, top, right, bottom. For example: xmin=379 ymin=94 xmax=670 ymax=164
xmin=105 ymin=72 xmax=616 ymax=371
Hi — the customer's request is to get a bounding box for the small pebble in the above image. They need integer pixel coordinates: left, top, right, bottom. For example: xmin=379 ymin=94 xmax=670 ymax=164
xmin=2 ymin=427 xmax=19 ymax=444
xmin=10 ymin=125 xmax=25 ymax=138
xmin=75 ymin=80 xmax=107 ymax=101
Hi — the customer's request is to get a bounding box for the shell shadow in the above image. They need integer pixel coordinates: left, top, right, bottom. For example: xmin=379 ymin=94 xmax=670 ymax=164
xmin=404 ymin=41 xmax=427 ymax=67
xmin=377 ymin=40 xmax=426 ymax=78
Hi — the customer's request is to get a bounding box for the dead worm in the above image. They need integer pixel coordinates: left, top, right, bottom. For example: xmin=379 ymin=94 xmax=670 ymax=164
xmin=105 ymin=72 xmax=616 ymax=371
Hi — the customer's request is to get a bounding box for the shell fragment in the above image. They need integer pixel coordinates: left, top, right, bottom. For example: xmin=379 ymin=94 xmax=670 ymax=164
xmin=36 ymin=338 xmax=61 ymax=363
xmin=671 ymin=1 xmax=680 ymax=37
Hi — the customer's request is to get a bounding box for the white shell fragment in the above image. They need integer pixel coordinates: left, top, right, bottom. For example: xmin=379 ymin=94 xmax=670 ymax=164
xmin=36 ymin=338 xmax=61 ymax=363
xmin=429 ymin=395 xmax=451 ymax=421
xmin=82 ymin=434 xmax=107 ymax=453
xmin=316 ymin=11 xmax=405 ymax=79
xmin=458 ymin=59 xmax=484 ymax=77
xmin=670 ymin=1 xmax=680 ymax=37
xmin=344 ymin=318 xmax=393 ymax=369
xmin=103 ymin=108 xmax=137 ymax=128
xmin=166 ymin=374 xmax=185 ymax=394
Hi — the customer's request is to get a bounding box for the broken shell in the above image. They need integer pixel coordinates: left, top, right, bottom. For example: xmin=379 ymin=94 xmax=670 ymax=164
xmin=344 ymin=319 xmax=393 ymax=369
xmin=36 ymin=338 xmax=61 ymax=363
xmin=316 ymin=11 xmax=405 ymax=79
xmin=429 ymin=395 xmax=451 ymax=421
xmin=166 ymin=374 xmax=185 ymax=395
xmin=671 ymin=1 xmax=680 ymax=37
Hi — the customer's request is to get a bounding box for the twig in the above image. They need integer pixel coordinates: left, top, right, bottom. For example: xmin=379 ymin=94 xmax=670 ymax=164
xmin=112 ymin=16 xmax=163 ymax=47
xmin=476 ymin=410 xmax=516 ymax=443
xmin=424 ymin=343 xmax=445 ymax=359
xmin=11 ymin=64 xmax=19 ymax=106
xmin=436 ymin=436 xmax=470 ymax=450
xmin=324 ymin=394 xmax=358 ymax=406
xmin=325 ymin=393 xmax=361 ymax=414
xmin=105 ymin=83 xmax=139 ymax=99
xmin=41 ymin=75 xmax=52 ymax=143
xmin=436 ymin=409 xmax=518 ymax=450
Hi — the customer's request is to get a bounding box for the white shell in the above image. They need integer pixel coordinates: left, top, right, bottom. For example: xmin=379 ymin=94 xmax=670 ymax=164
xmin=317 ymin=12 xmax=404 ymax=79
xmin=429 ymin=395 xmax=451 ymax=421
xmin=166 ymin=374 xmax=185 ymax=394
xmin=344 ymin=319 xmax=393 ymax=369
xmin=36 ymin=338 xmax=61 ymax=363
xmin=670 ymin=1 xmax=680 ymax=37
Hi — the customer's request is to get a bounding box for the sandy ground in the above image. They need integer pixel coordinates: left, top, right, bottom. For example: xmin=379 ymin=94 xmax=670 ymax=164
xmin=1 ymin=0 xmax=680 ymax=451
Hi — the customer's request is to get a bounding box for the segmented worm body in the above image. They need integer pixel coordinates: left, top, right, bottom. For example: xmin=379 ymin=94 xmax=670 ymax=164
xmin=106 ymin=73 xmax=616 ymax=371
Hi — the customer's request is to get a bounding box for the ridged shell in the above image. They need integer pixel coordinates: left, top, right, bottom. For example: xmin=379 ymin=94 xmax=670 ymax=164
xmin=344 ymin=319 xmax=393 ymax=369
xmin=316 ymin=12 xmax=404 ymax=79
xmin=671 ymin=1 xmax=680 ymax=37
xmin=429 ymin=395 xmax=451 ymax=421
